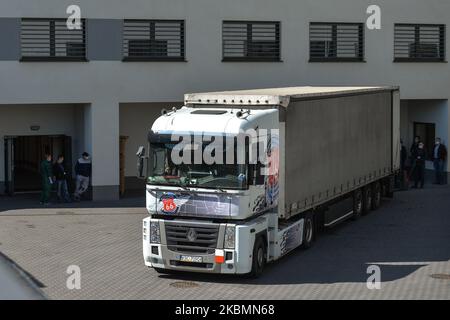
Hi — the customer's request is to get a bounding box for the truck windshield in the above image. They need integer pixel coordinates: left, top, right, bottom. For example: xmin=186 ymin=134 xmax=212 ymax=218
xmin=147 ymin=139 xmax=247 ymax=190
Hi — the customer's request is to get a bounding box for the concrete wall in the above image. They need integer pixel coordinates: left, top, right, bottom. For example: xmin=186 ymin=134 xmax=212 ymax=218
xmin=0 ymin=0 xmax=449 ymax=104
xmin=119 ymin=102 xmax=182 ymax=178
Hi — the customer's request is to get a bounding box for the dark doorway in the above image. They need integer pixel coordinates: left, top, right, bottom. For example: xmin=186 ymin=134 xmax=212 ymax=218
xmin=4 ymin=135 xmax=72 ymax=195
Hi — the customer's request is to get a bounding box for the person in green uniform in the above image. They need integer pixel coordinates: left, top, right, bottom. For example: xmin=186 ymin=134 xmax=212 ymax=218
xmin=40 ymin=153 xmax=53 ymax=205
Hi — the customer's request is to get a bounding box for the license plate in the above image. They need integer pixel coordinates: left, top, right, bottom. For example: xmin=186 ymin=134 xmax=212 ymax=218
xmin=179 ymin=255 xmax=203 ymax=263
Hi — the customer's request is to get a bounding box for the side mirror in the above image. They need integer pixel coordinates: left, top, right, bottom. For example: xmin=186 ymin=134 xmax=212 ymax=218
xmin=136 ymin=146 xmax=146 ymax=179
xmin=136 ymin=146 xmax=145 ymax=158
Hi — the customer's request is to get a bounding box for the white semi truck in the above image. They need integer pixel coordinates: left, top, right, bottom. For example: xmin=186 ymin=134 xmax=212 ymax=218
xmin=138 ymin=86 xmax=400 ymax=277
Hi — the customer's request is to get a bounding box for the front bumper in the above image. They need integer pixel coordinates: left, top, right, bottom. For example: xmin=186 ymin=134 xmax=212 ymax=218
xmin=145 ymin=244 xmax=239 ymax=274
xmin=143 ymin=217 xmax=256 ymax=274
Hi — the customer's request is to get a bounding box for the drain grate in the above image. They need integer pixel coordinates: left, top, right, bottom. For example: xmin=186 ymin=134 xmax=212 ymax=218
xmin=170 ymin=281 xmax=199 ymax=289
xmin=430 ymin=274 xmax=450 ymax=280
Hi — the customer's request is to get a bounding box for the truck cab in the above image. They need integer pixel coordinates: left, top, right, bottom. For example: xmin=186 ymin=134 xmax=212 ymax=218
xmin=140 ymin=106 xmax=281 ymax=276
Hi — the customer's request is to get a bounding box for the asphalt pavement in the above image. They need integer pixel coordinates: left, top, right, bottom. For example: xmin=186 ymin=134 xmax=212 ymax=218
xmin=0 ymin=185 xmax=449 ymax=299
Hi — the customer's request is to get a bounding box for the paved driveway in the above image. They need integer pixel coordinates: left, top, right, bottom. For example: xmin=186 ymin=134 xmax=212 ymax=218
xmin=0 ymin=186 xmax=449 ymax=300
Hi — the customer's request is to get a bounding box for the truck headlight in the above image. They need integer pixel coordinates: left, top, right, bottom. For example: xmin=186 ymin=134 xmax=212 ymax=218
xmin=150 ymin=221 xmax=161 ymax=244
xmin=224 ymin=226 xmax=235 ymax=249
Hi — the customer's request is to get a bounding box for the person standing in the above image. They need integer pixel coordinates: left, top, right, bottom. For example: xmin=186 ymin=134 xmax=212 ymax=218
xmin=410 ymin=135 xmax=421 ymax=159
xmin=40 ymin=153 xmax=53 ymax=205
xmin=74 ymin=152 xmax=92 ymax=201
xmin=409 ymin=135 xmax=421 ymax=187
xmin=433 ymin=138 xmax=447 ymax=185
xmin=400 ymin=140 xmax=409 ymax=190
xmin=53 ymin=155 xmax=71 ymax=203
xmin=413 ymin=142 xmax=427 ymax=189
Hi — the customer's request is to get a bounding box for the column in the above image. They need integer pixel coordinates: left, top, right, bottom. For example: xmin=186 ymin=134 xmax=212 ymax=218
xmin=86 ymin=99 xmax=120 ymax=200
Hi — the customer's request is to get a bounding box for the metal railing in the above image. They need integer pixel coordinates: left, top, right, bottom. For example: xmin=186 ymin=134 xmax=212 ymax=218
xmin=122 ymin=20 xmax=185 ymax=61
xmin=21 ymin=18 xmax=86 ymax=61
xmin=309 ymin=22 xmax=364 ymax=62
xmin=394 ymin=24 xmax=446 ymax=62
xmin=222 ymin=21 xmax=281 ymax=62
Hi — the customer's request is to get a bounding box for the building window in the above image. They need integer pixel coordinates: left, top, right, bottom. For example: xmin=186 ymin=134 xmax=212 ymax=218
xmin=414 ymin=122 xmax=436 ymax=160
xmin=20 ymin=18 xmax=86 ymax=61
xmin=222 ymin=21 xmax=281 ymax=62
xmin=394 ymin=24 xmax=446 ymax=62
xmin=122 ymin=20 xmax=185 ymax=61
xmin=309 ymin=22 xmax=364 ymax=62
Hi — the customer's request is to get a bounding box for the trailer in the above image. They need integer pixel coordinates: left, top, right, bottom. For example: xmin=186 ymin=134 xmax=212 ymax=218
xmin=138 ymin=86 xmax=400 ymax=277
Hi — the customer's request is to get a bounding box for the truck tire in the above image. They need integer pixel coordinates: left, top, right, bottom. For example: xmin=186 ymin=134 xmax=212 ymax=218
xmin=248 ymin=237 xmax=266 ymax=278
xmin=362 ymin=186 xmax=372 ymax=215
xmin=301 ymin=215 xmax=315 ymax=249
xmin=352 ymin=189 xmax=363 ymax=220
xmin=372 ymin=182 xmax=382 ymax=210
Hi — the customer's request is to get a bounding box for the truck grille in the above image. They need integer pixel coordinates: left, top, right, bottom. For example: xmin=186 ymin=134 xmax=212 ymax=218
xmin=165 ymin=222 xmax=219 ymax=254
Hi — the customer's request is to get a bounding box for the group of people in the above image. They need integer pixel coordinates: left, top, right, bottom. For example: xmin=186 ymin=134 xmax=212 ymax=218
xmin=400 ymin=136 xmax=447 ymax=189
xmin=39 ymin=152 xmax=92 ymax=205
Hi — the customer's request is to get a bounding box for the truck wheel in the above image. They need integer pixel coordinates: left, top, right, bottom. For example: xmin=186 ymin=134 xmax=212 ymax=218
xmin=352 ymin=189 xmax=363 ymax=220
xmin=372 ymin=182 xmax=382 ymax=210
xmin=362 ymin=186 xmax=372 ymax=214
xmin=301 ymin=215 xmax=315 ymax=249
xmin=248 ymin=237 xmax=266 ymax=278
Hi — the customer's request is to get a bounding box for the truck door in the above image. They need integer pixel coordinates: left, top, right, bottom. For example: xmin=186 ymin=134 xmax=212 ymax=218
xmin=4 ymin=136 xmax=16 ymax=195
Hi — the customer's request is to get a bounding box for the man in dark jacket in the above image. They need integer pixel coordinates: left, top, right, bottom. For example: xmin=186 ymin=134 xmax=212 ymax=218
xmin=400 ymin=140 xmax=409 ymax=190
xmin=433 ymin=138 xmax=447 ymax=185
xmin=53 ymin=155 xmax=71 ymax=202
xmin=74 ymin=152 xmax=92 ymax=201
xmin=40 ymin=153 xmax=53 ymax=205
xmin=410 ymin=135 xmax=421 ymax=159
xmin=413 ymin=142 xmax=427 ymax=189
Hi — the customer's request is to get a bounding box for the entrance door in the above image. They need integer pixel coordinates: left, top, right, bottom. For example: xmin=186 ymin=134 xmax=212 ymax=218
xmin=4 ymin=136 xmax=16 ymax=195
xmin=4 ymin=135 xmax=72 ymax=194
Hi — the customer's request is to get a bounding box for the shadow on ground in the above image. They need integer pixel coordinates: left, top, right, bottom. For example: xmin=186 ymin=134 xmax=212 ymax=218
xmin=156 ymin=185 xmax=450 ymax=285
xmin=0 ymin=189 xmax=145 ymax=212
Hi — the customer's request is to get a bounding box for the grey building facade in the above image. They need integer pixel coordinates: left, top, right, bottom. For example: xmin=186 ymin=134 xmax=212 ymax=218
xmin=0 ymin=0 xmax=449 ymax=200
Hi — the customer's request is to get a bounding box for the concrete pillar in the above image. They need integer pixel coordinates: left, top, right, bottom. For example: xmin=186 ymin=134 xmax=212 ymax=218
xmin=86 ymin=99 xmax=120 ymax=200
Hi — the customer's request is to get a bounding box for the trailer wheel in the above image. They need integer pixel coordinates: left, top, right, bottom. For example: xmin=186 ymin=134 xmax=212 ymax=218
xmin=362 ymin=186 xmax=372 ymax=214
xmin=248 ymin=237 xmax=266 ymax=278
xmin=301 ymin=215 xmax=315 ymax=249
xmin=372 ymin=182 xmax=382 ymax=210
xmin=352 ymin=189 xmax=363 ymax=220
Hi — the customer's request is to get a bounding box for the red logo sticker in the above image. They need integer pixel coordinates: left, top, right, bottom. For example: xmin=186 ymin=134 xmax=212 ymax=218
xmin=162 ymin=198 xmax=177 ymax=213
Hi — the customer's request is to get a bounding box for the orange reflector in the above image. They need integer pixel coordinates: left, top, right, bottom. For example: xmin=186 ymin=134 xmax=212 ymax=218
xmin=215 ymin=255 xmax=225 ymax=264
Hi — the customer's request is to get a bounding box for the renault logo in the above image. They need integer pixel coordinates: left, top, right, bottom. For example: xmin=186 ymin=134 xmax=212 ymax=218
xmin=186 ymin=228 xmax=197 ymax=242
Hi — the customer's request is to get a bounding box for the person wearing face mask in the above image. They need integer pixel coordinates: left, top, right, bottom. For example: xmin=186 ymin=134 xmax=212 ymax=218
xmin=410 ymin=135 xmax=421 ymax=159
xmin=412 ymin=142 xmax=427 ymax=189
xmin=433 ymin=138 xmax=447 ymax=185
